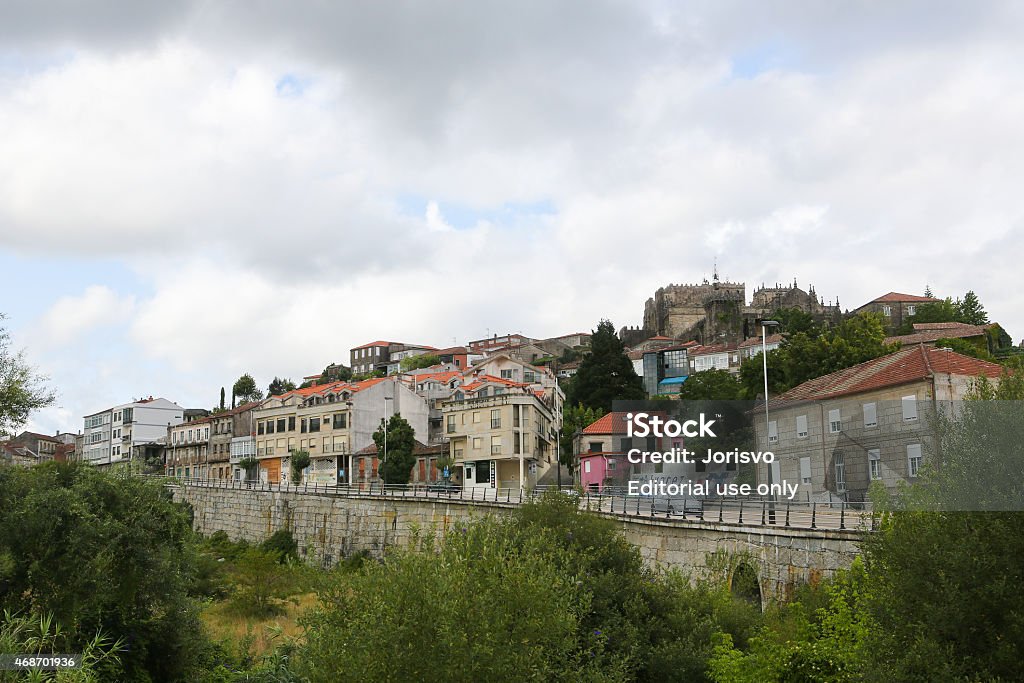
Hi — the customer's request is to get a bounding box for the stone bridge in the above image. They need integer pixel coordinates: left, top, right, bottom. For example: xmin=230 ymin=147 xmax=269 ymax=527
xmin=170 ymin=483 xmax=863 ymax=605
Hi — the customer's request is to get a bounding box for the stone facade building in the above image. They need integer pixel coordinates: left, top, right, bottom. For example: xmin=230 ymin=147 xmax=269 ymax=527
xmin=853 ymin=292 xmax=939 ymax=333
xmin=754 ymin=346 xmax=1003 ymax=504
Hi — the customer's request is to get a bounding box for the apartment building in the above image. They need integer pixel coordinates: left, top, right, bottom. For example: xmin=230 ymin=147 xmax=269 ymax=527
xmin=253 ymin=377 xmax=428 ymax=485
xmin=3 ymin=431 xmax=60 ymax=461
xmin=82 ymin=397 xmax=184 ymax=466
xmin=349 ymin=341 xmax=437 ymax=376
xmin=738 ymin=333 xmax=784 ymax=361
xmin=465 ymin=353 xmax=565 ymax=427
xmin=401 ymin=367 xmax=462 ymax=444
xmin=442 ymin=377 xmax=556 ymax=492
xmin=467 ymin=333 xmax=533 ymax=355
xmin=754 ymin=346 xmax=1003 ymax=503
xmin=166 ymin=413 xmax=211 ymax=479
xmin=688 ymin=342 xmax=741 ymax=374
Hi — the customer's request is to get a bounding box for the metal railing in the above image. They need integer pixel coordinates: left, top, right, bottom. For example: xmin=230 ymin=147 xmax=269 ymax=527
xmin=147 ymin=474 xmax=872 ymax=531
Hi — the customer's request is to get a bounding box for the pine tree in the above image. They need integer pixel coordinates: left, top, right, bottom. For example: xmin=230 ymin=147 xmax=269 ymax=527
xmin=956 ymin=290 xmax=989 ymax=325
xmin=566 ymin=320 xmax=645 ymax=411
xmin=924 ymin=284 xmax=934 ymax=298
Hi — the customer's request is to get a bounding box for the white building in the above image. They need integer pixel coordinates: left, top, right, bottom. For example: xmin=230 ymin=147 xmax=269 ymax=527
xmin=82 ymin=397 xmax=184 ymax=466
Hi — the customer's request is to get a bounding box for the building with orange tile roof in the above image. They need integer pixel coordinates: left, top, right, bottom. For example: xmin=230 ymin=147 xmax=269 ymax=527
xmin=755 ymin=345 xmax=1004 ymax=504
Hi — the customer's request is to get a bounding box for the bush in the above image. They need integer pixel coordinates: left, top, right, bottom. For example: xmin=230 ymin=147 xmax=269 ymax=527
xmin=261 ymin=530 xmax=299 ymax=564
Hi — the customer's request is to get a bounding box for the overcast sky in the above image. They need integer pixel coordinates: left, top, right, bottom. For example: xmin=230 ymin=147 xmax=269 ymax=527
xmin=2 ymin=1 xmax=1022 ymax=434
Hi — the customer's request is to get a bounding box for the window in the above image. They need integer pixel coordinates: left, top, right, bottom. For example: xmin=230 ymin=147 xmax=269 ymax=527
xmin=902 ymin=395 xmax=918 ymax=421
xmin=523 ymin=371 xmax=536 ymax=383
xmin=514 ymin=432 xmax=521 ymax=454
xmin=333 ymin=413 xmax=347 ymax=429
xmin=869 ymin=449 xmax=882 ymax=480
xmin=491 ymin=409 xmax=501 ymax=429
xmin=607 ymin=459 xmax=616 ymax=470
xmin=829 ymin=409 xmax=841 ymax=434
xmin=267 ymin=420 xmax=275 ymax=435
xmin=277 ymin=418 xmax=286 ymax=433
xmin=122 ymin=408 xmax=133 ymax=423
xmin=476 ymin=462 xmax=490 ymax=484
xmin=882 ymin=305 xmax=892 ymax=316
xmin=796 ymin=415 xmax=808 ymax=438
xmin=447 ymin=415 xmax=456 ymax=433
xmin=768 ymin=420 xmax=778 ymax=444
xmin=473 ymin=412 xmax=481 ymax=424
xmin=490 ymin=436 xmax=502 ymax=455
xmin=907 ymin=444 xmax=922 ymax=477
xmin=500 ymin=369 xmax=515 ymax=379
xmin=800 ymin=456 xmax=812 ymax=484
xmin=258 ymin=421 xmax=265 ymax=435
xmin=309 ymin=418 xmax=321 ymax=433
xmin=513 ymin=405 xmax=520 ymax=427
xmin=472 ymin=437 xmax=482 ymax=450
xmin=114 ymin=411 xmax=121 ymax=422
xmin=589 ymin=441 xmax=603 ymax=453
xmin=863 ymin=402 xmax=877 ymax=428
xmin=834 ymin=453 xmax=846 ymax=492
xmin=288 ymin=416 xmax=296 ymax=431
xmin=584 ymin=460 xmax=591 ymax=473
xmin=908 ymin=305 xmax=916 ymax=315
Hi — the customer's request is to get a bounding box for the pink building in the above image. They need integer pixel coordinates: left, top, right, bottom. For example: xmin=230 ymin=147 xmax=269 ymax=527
xmin=577 ymin=413 xmax=632 ymax=492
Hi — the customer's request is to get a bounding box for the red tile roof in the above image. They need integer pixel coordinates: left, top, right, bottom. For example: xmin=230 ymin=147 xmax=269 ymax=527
xmin=461 ymin=375 xmax=531 ymax=392
xmin=582 ymin=412 xmax=630 ymax=435
xmin=351 ymin=341 xmax=395 ymax=350
xmin=885 ymin=323 xmax=989 ymax=347
xmin=773 ymin=346 xmax=1003 ymax=404
xmin=738 ymin=333 xmax=785 ymax=349
xmin=870 ymin=292 xmax=940 ymax=303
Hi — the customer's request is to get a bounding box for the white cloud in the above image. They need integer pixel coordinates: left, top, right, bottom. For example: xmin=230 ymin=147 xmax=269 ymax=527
xmin=4 ymin=3 xmax=1024 ymax=432
xmin=32 ymin=285 xmax=135 ymax=347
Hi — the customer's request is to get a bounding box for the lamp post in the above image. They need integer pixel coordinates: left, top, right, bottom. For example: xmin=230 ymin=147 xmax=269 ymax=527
xmin=761 ymin=320 xmax=780 ymax=523
xmin=382 ymin=395 xmax=394 ymax=494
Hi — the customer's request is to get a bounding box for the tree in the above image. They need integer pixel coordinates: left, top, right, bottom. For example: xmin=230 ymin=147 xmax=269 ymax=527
xmin=0 ymin=463 xmax=212 ymax=681
xmin=956 ymin=289 xmax=989 ymax=325
xmin=566 ymin=320 xmax=645 ymax=411
xmin=857 ymin=380 xmax=1024 ymax=681
xmin=268 ymin=377 xmax=297 ymax=396
xmin=232 ymin=373 xmax=263 ymax=405
xmin=219 ymin=386 xmax=226 ymax=410
xmin=399 ymin=354 xmax=441 ymax=372
xmin=677 ymin=369 xmax=742 ymax=401
xmin=739 ymin=313 xmax=896 ymax=398
xmin=0 ymin=315 xmax=55 ymax=435
xmin=290 ymin=449 xmax=311 ymax=484
xmin=768 ymin=307 xmax=819 ymax=335
xmin=559 ymin=404 xmax=605 ymax=475
xmin=924 ymin=284 xmax=933 ymax=298
xmin=372 ymin=413 xmax=416 ymax=486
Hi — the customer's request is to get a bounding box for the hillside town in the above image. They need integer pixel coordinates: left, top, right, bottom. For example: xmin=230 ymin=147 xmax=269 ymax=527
xmin=5 ymin=278 xmax=1017 ymax=508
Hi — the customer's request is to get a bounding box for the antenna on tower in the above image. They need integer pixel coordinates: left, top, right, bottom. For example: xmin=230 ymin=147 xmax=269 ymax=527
xmin=713 ymin=259 xmax=719 ymax=282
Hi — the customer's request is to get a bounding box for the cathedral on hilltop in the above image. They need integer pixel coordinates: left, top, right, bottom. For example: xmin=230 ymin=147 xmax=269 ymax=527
xmin=620 ymin=269 xmax=842 ymax=347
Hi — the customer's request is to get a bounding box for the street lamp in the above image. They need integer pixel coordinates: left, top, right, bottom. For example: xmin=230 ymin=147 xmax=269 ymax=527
xmin=761 ymin=320 xmax=780 ymax=523
xmin=382 ymin=395 xmax=394 ymax=494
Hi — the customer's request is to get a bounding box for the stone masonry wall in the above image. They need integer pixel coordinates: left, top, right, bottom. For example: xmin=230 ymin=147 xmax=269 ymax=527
xmin=172 ymin=485 xmax=862 ymax=604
